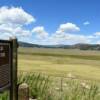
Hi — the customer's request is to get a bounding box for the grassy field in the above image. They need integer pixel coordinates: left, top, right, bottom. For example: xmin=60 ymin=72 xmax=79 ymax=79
xmin=18 ymin=47 xmax=100 ymax=81
xmin=18 ymin=47 xmax=100 ymax=99
xmin=1 ymin=47 xmax=100 ymax=100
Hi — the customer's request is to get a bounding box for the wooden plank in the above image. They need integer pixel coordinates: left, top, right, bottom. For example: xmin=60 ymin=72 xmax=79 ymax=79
xmin=10 ymin=38 xmax=18 ymax=100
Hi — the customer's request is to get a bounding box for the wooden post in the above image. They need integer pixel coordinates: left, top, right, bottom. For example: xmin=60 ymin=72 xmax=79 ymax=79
xmin=18 ymin=83 xmax=29 ymax=100
xmin=10 ymin=37 xmax=18 ymax=100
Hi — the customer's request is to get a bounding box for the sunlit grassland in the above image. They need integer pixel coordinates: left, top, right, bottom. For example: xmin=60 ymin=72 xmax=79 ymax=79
xmin=18 ymin=47 xmax=100 ymax=100
xmin=1 ymin=47 xmax=100 ymax=100
xmin=18 ymin=47 xmax=100 ymax=81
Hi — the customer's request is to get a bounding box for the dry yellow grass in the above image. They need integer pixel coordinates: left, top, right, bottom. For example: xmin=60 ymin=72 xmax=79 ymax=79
xmin=18 ymin=47 xmax=100 ymax=81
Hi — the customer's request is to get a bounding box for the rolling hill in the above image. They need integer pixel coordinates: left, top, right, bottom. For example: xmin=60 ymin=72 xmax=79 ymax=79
xmin=18 ymin=41 xmax=100 ymax=50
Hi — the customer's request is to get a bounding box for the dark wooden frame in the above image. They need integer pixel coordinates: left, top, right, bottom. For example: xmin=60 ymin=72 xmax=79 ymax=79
xmin=0 ymin=40 xmax=12 ymax=91
xmin=0 ymin=39 xmax=18 ymax=100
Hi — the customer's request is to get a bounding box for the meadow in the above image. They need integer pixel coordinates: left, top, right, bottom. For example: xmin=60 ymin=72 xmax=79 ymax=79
xmin=18 ymin=47 xmax=100 ymax=81
xmin=1 ymin=47 xmax=100 ymax=100
xmin=18 ymin=47 xmax=100 ymax=100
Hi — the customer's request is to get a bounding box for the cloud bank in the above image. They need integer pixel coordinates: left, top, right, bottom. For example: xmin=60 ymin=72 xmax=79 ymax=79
xmin=0 ymin=6 xmax=100 ymax=45
xmin=0 ymin=6 xmax=35 ymax=39
xmin=0 ymin=6 xmax=35 ymax=25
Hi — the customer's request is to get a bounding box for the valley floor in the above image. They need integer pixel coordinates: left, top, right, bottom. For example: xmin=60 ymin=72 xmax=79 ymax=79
xmin=18 ymin=47 xmax=100 ymax=81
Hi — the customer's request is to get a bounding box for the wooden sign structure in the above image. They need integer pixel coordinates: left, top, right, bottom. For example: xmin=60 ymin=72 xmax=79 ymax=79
xmin=0 ymin=38 xmax=18 ymax=100
xmin=0 ymin=41 xmax=11 ymax=91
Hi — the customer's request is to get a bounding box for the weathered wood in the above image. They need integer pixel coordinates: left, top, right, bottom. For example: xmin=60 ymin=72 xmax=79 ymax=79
xmin=0 ymin=40 xmax=12 ymax=92
xmin=10 ymin=37 xmax=18 ymax=100
xmin=18 ymin=83 xmax=29 ymax=100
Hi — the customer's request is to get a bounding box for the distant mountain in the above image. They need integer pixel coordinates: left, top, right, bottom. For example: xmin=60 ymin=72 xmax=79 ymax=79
xmin=18 ymin=41 xmax=71 ymax=48
xmin=18 ymin=41 xmax=100 ymax=50
xmin=19 ymin=41 xmax=41 ymax=48
xmin=73 ymin=43 xmax=100 ymax=50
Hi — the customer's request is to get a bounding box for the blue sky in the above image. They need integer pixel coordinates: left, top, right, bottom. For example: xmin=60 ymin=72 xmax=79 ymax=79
xmin=0 ymin=0 xmax=100 ymax=44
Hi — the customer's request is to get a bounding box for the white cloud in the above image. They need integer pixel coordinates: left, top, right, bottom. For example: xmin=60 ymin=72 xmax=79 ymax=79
xmin=49 ymin=32 xmax=91 ymax=44
xmin=32 ymin=26 xmax=48 ymax=39
xmin=83 ymin=21 xmax=90 ymax=25
xmin=65 ymin=34 xmax=91 ymax=43
xmin=96 ymin=40 xmax=100 ymax=44
xmin=0 ymin=24 xmax=32 ymax=37
xmin=94 ymin=32 xmax=100 ymax=36
xmin=57 ymin=23 xmax=80 ymax=33
xmin=13 ymin=27 xmax=31 ymax=36
xmin=0 ymin=6 xmax=35 ymax=26
xmin=0 ymin=6 xmax=36 ymax=39
xmin=0 ymin=24 xmax=13 ymax=33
